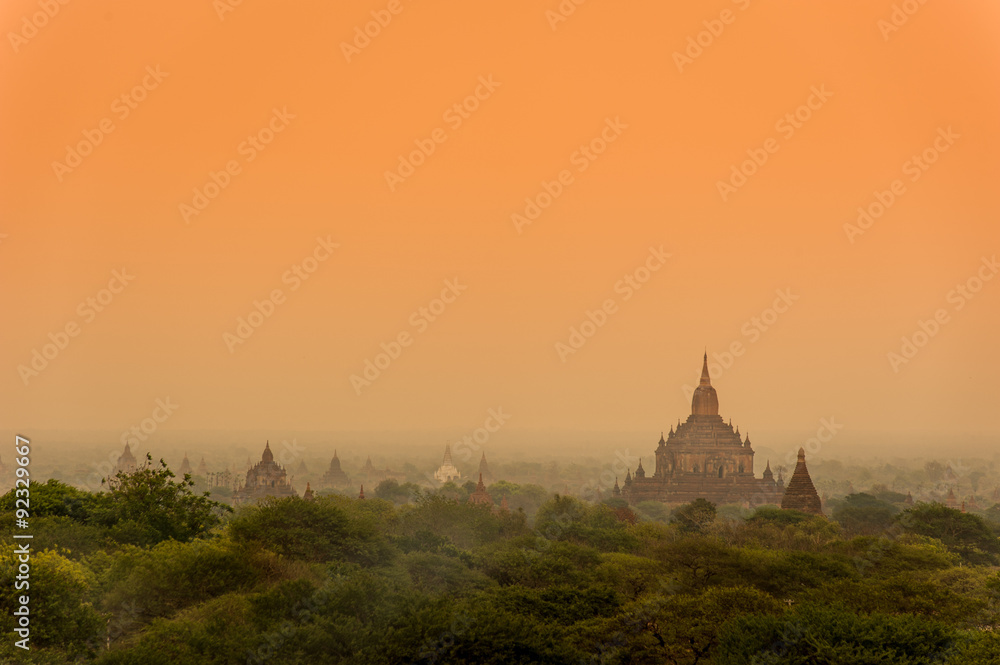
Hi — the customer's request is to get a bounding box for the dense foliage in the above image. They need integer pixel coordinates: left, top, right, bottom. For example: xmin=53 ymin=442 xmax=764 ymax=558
xmin=2 ymin=476 xmax=1000 ymax=664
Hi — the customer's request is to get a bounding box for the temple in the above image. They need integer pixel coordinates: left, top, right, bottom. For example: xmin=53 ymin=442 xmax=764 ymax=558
xmin=780 ymin=448 xmax=823 ymax=515
xmin=360 ymin=456 xmax=405 ymax=487
xmin=478 ymin=452 xmax=494 ymax=484
xmin=623 ymin=353 xmax=783 ymax=506
xmin=233 ymin=441 xmax=298 ymax=505
xmin=468 ymin=473 xmax=493 ymax=507
xmin=434 ymin=445 xmax=461 ymax=484
xmin=322 ymin=450 xmax=350 ymax=487
xmin=178 ymin=453 xmax=192 ymax=476
xmin=115 ymin=443 xmax=138 ymax=475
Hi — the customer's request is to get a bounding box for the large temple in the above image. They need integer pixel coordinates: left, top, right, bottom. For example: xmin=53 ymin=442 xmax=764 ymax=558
xmin=233 ymin=441 xmax=298 ymax=505
xmin=623 ymin=353 xmax=784 ymax=506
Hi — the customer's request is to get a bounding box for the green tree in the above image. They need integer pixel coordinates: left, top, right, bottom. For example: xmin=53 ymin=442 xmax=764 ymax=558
xmin=898 ymin=503 xmax=1000 ymax=565
xmin=0 ymin=545 xmax=104 ymax=659
xmin=716 ymin=602 xmax=955 ymax=665
xmin=230 ymin=495 xmax=388 ymax=564
xmin=0 ymin=478 xmax=95 ymax=521
xmin=374 ymin=478 xmax=421 ymax=504
xmin=671 ymin=499 xmax=717 ymax=534
xmin=833 ymin=492 xmax=900 ymax=535
xmin=90 ymin=456 xmax=231 ymax=547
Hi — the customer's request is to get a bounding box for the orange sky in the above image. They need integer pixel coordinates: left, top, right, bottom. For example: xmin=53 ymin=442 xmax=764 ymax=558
xmin=2 ymin=0 xmax=999 ymax=442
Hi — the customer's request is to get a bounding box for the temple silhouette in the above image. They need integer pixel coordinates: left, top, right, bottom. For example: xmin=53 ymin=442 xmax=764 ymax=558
xmin=623 ymin=353 xmax=818 ymax=509
xmin=232 ymin=441 xmax=297 ymax=505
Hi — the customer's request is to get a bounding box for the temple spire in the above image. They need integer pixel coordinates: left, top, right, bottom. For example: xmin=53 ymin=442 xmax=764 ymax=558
xmin=700 ymin=351 xmax=711 ymax=386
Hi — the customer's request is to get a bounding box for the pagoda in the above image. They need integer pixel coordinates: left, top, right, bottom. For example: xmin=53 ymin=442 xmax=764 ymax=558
xmin=115 ymin=442 xmax=138 ymax=475
xmin=468 ymin=473 xmax=493 ymax=507
xmin=780 ymin=448 xmax=823 ymax=515
xmin=478 ymin=452 xmax=494 ymax=484
xmin=178 ymin=453 xmax=192 ymax=476
xmin=322 ymin=450 xmax=350 ymax=487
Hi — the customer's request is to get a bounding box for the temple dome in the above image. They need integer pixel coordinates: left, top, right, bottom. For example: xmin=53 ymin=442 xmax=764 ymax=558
xmin=691 ymin=353 xmax=719 ymax=416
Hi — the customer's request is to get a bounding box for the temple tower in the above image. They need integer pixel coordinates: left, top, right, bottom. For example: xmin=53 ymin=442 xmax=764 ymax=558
xmin=780 ymin=448 xmax=823 ymax=515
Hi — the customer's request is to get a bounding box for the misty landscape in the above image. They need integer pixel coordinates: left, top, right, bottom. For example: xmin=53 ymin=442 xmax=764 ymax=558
xmin=4 ymin=0 xmax=1000 ymax=664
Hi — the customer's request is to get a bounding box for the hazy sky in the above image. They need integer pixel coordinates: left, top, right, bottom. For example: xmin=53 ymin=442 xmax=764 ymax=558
xmin=2 ymin=1 xmax=999 ymax=441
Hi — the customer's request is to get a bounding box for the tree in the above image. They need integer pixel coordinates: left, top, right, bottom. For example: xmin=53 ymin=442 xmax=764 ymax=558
xmin=671 ymin=499 xmax=717 ymax=534
xmin=229 ymin=495 xmax=388 ymax=564
xmin=0 ymin=478 xmax=95 ymax=521
xmin=90 ymin=456 xmax=231 ymax=547
xmin=833 ymin=492 xmax=899 ymax=535
xmin=897 ymin=503 xmax=1000 ymax=565
xmin=715 ymin=602 xmax=955 ymax=665
xmin=374 ymin=478 xmax=421 ymax=504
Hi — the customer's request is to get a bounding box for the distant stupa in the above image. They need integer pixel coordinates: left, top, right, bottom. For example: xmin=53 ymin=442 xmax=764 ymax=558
xmin=468 ymin=473 xmax=493 ymax=507
xmin=478 ymin=452 xmax=494 ymax=484
xmin=178 ymin=453 xmax=192 ymax=476
xmin=780 ymin=448 xmax=823 ymax=515
xmin=322 ymin=450 xmax=350 ymax=487
xmin=115 ymin=442 xmax=137 ymax=475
